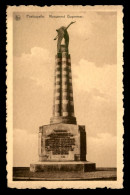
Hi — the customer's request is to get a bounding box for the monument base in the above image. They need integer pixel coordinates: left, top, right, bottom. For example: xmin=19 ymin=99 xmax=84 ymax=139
xmin=30 ymin=161 xmax=96 ymax=172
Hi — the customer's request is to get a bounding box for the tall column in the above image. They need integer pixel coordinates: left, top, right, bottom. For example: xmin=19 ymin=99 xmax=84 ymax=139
xmin=53 ymin=54 xmax=62 ymax=117
xmin=50 ymin=45 xmax=76 ymax=124
xmin=61 ymin=52 xmax=69 ymax=117
xmin=61 ymin=52 xmax=75 ymax=118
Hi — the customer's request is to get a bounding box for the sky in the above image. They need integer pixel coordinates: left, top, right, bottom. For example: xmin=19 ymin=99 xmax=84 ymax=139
xmin=13 ymin=10 xmax=117 ymax=167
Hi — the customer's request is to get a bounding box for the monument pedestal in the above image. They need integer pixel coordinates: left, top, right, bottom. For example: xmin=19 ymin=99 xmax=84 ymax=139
xmin=38 ymin=123 xmax=86 ymax=162
xmin=30 ymin=161 xmax=96 ymax=172
xmin=30 ymin=123 xmax=96 ymax=172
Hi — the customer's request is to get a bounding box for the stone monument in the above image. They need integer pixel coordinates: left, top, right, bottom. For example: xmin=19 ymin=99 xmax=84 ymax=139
xmin=30 ymin=22 xmax=96 ymax=172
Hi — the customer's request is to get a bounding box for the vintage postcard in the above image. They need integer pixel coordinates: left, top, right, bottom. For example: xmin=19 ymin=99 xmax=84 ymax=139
xmin=6 ymin=5 xmax=124 ymax=189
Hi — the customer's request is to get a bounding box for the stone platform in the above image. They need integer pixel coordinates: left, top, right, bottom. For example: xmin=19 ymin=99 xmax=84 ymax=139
xmin=30 ymin=161 xmax=96 ymax=172
xmin=13 ymin=167 xmax=117 ymax=181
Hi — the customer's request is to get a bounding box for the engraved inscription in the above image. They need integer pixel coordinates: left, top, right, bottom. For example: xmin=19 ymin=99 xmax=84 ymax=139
xmin=45 ymin=130 xmax=75 ymax=155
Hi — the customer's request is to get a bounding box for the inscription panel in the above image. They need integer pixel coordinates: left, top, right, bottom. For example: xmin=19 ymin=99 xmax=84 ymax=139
xmin=45 ymin=130 xmax=75 ymax=155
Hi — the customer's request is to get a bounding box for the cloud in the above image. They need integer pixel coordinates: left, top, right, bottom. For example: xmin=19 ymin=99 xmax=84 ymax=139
xmin=70 ymin=12 xmax=117 ymax=66
xmin=72 ymin=59 xmax=117 ymax=136
xmin=87 ymin=133 xmax=117 ymax=167
xmin=14 ymin=47 xmax=54 ymax=89
xmin=13 ymin=47 xmax=54 ymax=132
xmin=30 ymin=47 xmax=50 ymax=60
xmin=72 ymin=59 xmax=117 ymax=101
xmin=13 ymin=76 xmax=53 ymax=133
xmin=74 ymin=89 xmax=117 ymax=137
xmin=13 ymin=129 xmax=38 ymax=167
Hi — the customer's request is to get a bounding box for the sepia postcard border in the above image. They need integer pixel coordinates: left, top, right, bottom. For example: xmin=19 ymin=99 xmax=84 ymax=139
xmin=6 ymin=5 xmax=124 ymax=189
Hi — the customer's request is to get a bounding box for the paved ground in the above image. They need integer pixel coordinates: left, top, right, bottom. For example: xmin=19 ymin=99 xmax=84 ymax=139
xmin=13 ymin=167 xmax=117 ymax=181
